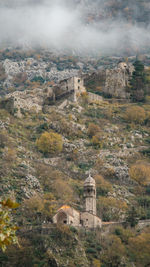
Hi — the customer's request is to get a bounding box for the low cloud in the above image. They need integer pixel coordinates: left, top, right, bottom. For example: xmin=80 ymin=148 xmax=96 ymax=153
xmin=0 ymin=0 xmax=150 ymax=56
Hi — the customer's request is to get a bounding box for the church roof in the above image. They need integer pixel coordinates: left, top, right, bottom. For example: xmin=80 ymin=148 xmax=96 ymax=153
xmin=84 ymin=174 xmax=95 ymax=186
xmin=58 ymin=205 xmax=71 ymax=211
xmin=57 ymin=205 xmax=79 ymax=217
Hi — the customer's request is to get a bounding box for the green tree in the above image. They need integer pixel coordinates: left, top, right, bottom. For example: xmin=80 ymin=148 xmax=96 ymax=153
xmin=101 ymin=235 xmax=125 ymax=267
xmin=126 ymin=206 xmax=139 ymax=228
xmin=97 ymin=197 xmax=127 ymax=221
xmin=129 ymin=60 xmax=147 ymax=102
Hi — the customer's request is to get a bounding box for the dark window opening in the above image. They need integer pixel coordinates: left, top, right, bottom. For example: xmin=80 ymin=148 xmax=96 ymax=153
xmin=78 ymin=86 xmax=80 ymax=90
xmin=63 ymin=220 xmax=67 ymax=224
xmin=80 ymin=220 xmax=83 ymax=225
xmin=78 ymin=79 xmax=80 ymax=83
xmin=66 ymin=86 xmax=68 ymax=90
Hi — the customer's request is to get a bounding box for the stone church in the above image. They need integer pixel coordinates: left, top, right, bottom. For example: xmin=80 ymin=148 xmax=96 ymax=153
xmin=53 ymin=174 xmax=102 ymax=228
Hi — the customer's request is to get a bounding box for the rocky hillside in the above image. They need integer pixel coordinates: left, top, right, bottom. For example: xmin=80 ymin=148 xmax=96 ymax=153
xmin=0 ymin=78 xmax=150 ymax=265
xmin=0 ymin=46 xmax=150 ymax=265
xmin=1 ymin=0 xmax=150 ymax=25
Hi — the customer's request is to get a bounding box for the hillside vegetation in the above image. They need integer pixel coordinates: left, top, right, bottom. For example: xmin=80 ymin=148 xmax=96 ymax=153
xmin=0 ymin=40 xmax=150 ymax=266
xmin=0 ymin=87 xmax=150 ymax=265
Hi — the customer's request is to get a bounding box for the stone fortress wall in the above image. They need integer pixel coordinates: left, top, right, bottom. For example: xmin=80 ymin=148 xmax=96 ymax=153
xmin=0 ymin=61 xmax=135 ymax=117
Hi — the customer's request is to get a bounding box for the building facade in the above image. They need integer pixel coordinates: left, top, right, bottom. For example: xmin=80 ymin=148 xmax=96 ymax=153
xmin=59 ymin=76 xmax=86 ymax=102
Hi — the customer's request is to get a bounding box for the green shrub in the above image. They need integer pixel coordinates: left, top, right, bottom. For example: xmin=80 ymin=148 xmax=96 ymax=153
xmin=86 ymin=248 xmax=97 ymax=254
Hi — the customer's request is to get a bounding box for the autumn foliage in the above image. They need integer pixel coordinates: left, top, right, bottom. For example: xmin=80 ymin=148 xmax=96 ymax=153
xmin=0 ymin=199 xmax=19 ymax=251
xmin=97 ymin=196 xmax=127 ymax=221
xmin=36 ymin=131 xmax=63 ymax=154
xmin=94 ymin=175 xmax=112 ymax=196
xmin=129 ymin=161 xmax=150 ymax=186
xmin=124 ymin=106 xmax=146 ymax=124
xmin=87 ymin=123 xmax=101 ymax=138
xmin=128 ymin=232 xmax=150 ymax=266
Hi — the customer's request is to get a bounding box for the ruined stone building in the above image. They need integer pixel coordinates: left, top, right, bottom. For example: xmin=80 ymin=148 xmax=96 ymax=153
xmin=104 ymin=62 xmax=134 ymax=98
xmin=53 ymin=175 xmax=102 ymax=229
xmin=0 ymin=76 xmax=86 ymax=116
xmin=56 ymin=76 xmax=86 ymax=102
xmin=85 ymin=62 xmax=134 ymax=99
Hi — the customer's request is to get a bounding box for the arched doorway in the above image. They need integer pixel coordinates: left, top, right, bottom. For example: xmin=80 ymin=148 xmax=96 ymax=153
xmin=57 ymin=212 xmax=67 ymax=224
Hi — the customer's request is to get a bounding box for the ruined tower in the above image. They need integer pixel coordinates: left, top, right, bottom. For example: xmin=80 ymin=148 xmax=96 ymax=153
xmin=84 ymin=174 xmax=96 ymax=215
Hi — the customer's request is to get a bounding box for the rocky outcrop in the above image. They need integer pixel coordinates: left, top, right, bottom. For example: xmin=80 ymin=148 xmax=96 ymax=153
xmin=2 ymin=58 xmax=80 ymax=87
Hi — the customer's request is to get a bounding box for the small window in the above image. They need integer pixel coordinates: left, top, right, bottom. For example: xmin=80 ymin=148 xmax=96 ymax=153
xmin=66 ymin=86 xmax=68 ymax=90
xmin=78 ymin=86 xmax=80 ymax=90
xmin=78 ymin=79 xmax=80 ymax=83
xmin=80 ymin=220 xmax=83 ymax=225
xmin=63 ymin=220 xmax=67 ymax=224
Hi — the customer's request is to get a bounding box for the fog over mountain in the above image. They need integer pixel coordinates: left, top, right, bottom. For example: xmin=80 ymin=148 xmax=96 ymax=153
xmin=0 ymin=0 xmax=150 ymax=56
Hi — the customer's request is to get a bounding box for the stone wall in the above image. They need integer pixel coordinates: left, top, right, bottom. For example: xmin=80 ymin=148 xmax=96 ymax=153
xmin=59 ymin=76 xmax=86 ymax=102
xmin=81 ymin=212 xmax=102 ymax=228
xmin=84 ymin=62 xmax=134 ymax=99
xmin=137 ymin=220 xmax=150 ymax=230
xmin=101 ymin=219 xmax=150 ymax=235
xmin=0 ymin=76 xmax=86 ymax=116
xmin=53 ymin=207 xmax=80 ymax=227
xmin=0 ymin=87 xmax=52 ymax=117
xmin=88 ymin=92 xmax=103 ymax=103
xmin=104 ymin=68 xmax=130 ymax=98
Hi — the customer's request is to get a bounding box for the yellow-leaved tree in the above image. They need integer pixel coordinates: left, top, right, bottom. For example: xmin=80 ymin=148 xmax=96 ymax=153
xmin=124 ymin=106 xmax=146 ymax=124
xmin=92 ymin=259 xmax=101 ymax=267
xmin=0 ymin=199 xmax=19 ymax=251
xmin=128 ymin=232 xmax=150 ymax=266
xmin=129 ymin=161 xmax=150 ymax=186
xmin=36 ymin=131 xmax=63 ymax=154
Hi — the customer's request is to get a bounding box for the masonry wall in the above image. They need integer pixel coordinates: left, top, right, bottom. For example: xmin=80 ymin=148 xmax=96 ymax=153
xmin=68 ymin=209 xmax=80 ymax=227
xmin=81 ymin=212 xmax=102 ymax=228
xmin=88 ymin=92 xmax=103 ymax=103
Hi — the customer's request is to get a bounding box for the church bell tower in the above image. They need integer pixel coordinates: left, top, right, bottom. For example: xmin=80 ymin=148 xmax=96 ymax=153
xmin=84 ymin=174 xmax=96 ymax=215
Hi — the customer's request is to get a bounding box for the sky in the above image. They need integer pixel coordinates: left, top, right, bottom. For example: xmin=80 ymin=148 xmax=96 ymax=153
xmin=0 ymin=0 xmax=150 ymax=56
